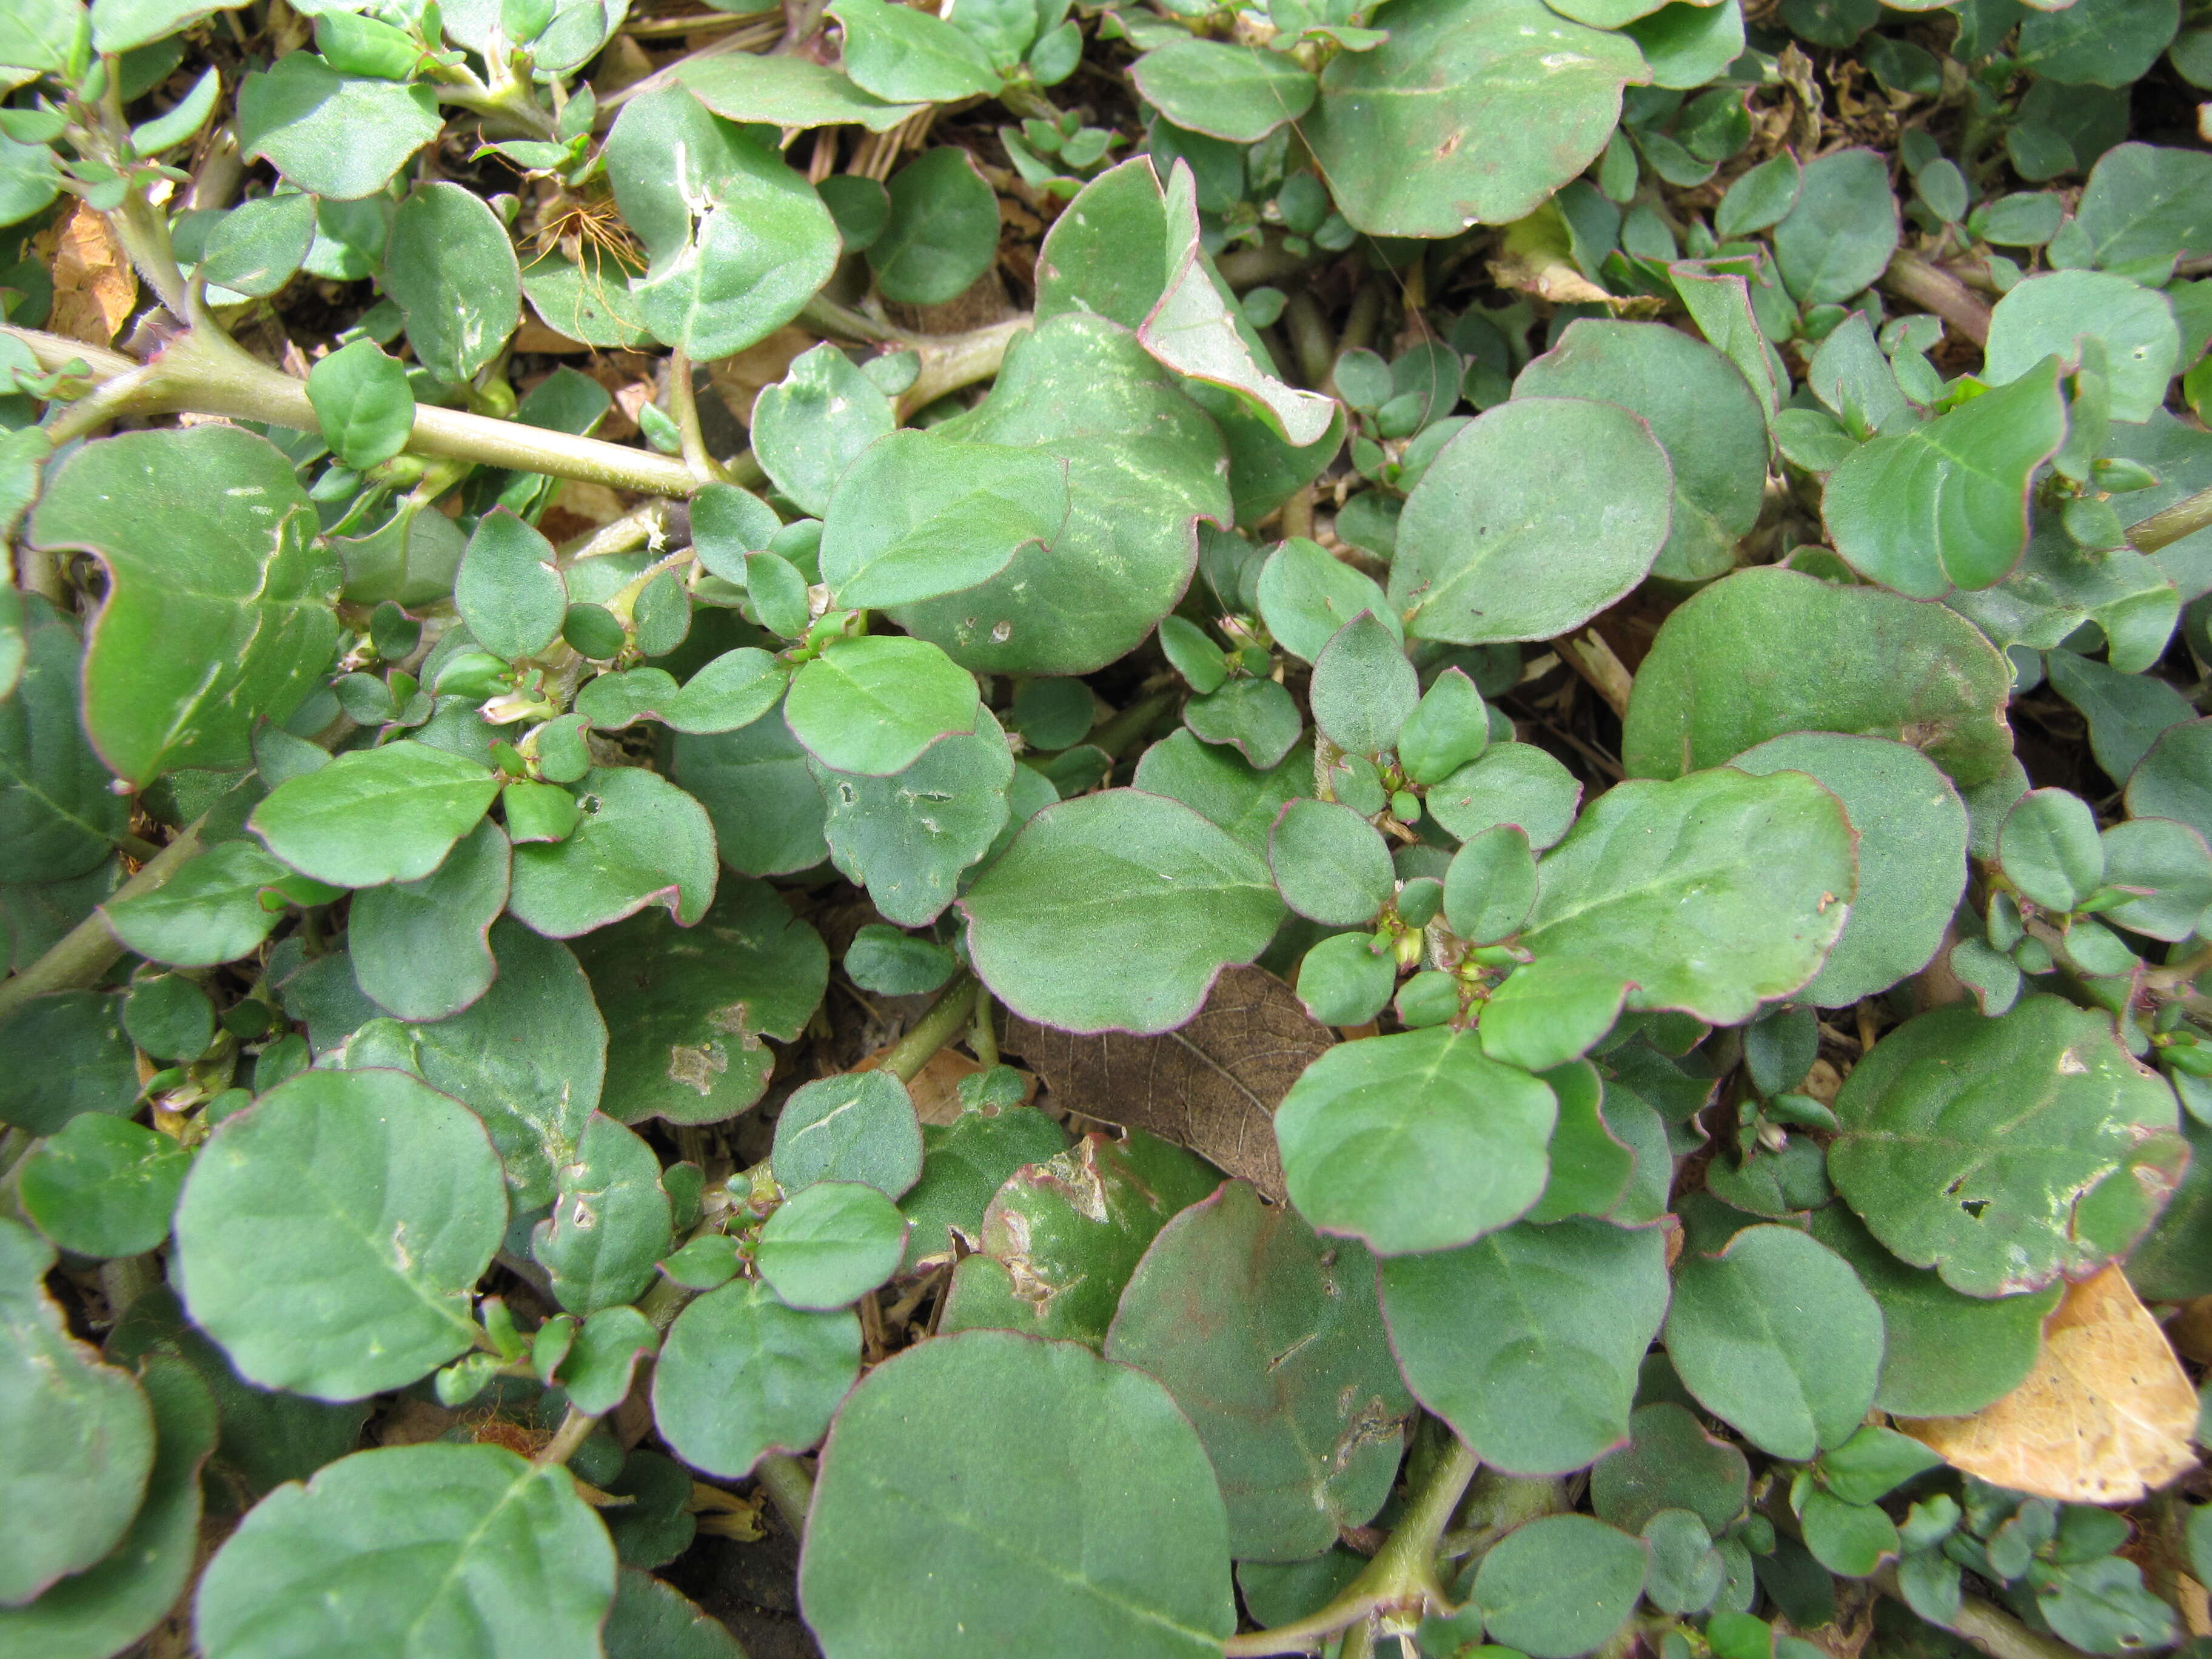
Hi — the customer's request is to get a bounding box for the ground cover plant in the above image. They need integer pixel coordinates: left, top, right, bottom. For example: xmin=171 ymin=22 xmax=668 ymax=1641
xmin=4 ymin=0 xmax=2212 ymax=1652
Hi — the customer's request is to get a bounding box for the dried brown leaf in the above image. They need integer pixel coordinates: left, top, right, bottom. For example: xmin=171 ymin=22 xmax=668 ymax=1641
xmin=45 ymin=201 xmax=137 ymax=346
xmin=1001 ymin=965 xmax=1332 ymax=1203
xmin=1899 ymin=1263 xmax=2198 ymax=1503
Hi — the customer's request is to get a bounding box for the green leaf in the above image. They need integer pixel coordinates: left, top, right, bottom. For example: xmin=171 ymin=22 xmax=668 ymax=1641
xmin=1821 ymin=360 xmax=2070 ymax=595
xmin=1513 ymin=320 xmax=1767 ymax=584
xmin=199 ymin=190 xmax=317 ymax=299
xmin=1129 ymin=38 xmax=1315 ymax=142
xmin=250 ymin=740 xmax=500 ymax=888
xmin=1426 ymin=742 xmax=1583 ymax=850
xmin=1829 ymin=996 xmax=2188 ymax=1298
xmin=1473 ymin=1514 xmax=1648 ymax=1659
xmin=0 ymin=990 xmax=138 ymax=1136
xmin=1626 ymin=0 xmax=1746 ymax=90
xmin=771 ymin=1069 xmax=923 ymax=1198
xmin=670 ymin=51 xmax=925 ymax=131
xmin=1998 ymin=786 xmax=2105 ymax=911
xmin=785 ymin=634 xmax=979 ymax=777
xmin=802 ymin=1329 xmax=1236 ymax=1658
xmin=574 ymin=874 xmax=826 ymax=1128
xmin=899 ymin=1104 xmax=1070 ymax=1269
xmin=753 ymin=341 xmax=899 ymax=520
xmin=815 ymin=713 xmax=1015 ymax=927
xmin=2099 ymin=816 xmax=2212 ymax=941
xmin=604 ymin=85 xmax=840 ymax=361
xmin=652 ymin=1279 xmax=858 ymax=1477
xmin=175 ymin=1068 xmax=506 ymax=1399
xmin=1141 ymin=161 xmax=1335 ymax=447
xmin=1185 ymin=676 xmax=1303 ymax=769
xmin=1390 ymin=398 xmax=1674 ymax=644
xmin=1256 ymin=536 xmax=1398 ymax=666
xmin=236 ymin=54 xmax=441 ymax=199
xmin=306 ymin=338 xmax=414 ymax=472
xmin=1729 ymin=734 xmax=1969 ymax=1007
xmin=558 ymin=1305 xmax=658 ymax=1416
xmin=1799 ymin=1489 xmax=1899 ymax=1577
xmin=1310 ymin=611 xmax=1417 ymax=757
xmin=1985 ymin=270 xmax=2179 ymax=425
xmin=1381 ymin=1215 xmax=1668 ymax=1476
xmin=2016 ymin=0 xmax=2181 ymax=89
xmin=375 ymin=920 xmax=605 ymax=1208
xmin=1443 ymin=825 xmax=1538 ymax=946
xmin=0 ymin=595 xmax=127 ymax=883
xmin=671 ymin=709 xmax=830 ymax=877
xmin=0 ymin=1351 xmax=217 ymax=1659
xmin=1133 ymin=727 xmax=1310 ymax=854
xmin=507 ymin=764 xmax=717 ymax=934
xmin=1304 ymin=0 xmax=1644 ymax=236
xmin=1480 ymin=957 xmax=1631 ymax=1073
xmin=347 ymin=816 xmax=509 ymax=1021
xmin=2044 ymin=647 xmax=2196 ymax=785
xmin=1590 ymin=1401 xmax=1751 ymax=1535
xmin=1642 ymin=1509 xmax=1727 ymax=1617
xmin=961 ymin=788 xmax=1285 ymax=1034
xmin=193 ymin=1443 xmax=615 ymax=1659
xmin=886 ymin=314 xmax=1232 ymax=675
xmin=602 ymin=1568 xmax=744 ymax=1659
xmin=531 ymin=1113 xmax=671 ymax=1315
xmin=574 ymin=651 xmax=788 ymax=739
xmin=1663 ymin=1223 xmax=1883 ymax=1460
xmin=1104 ymin=1180 xmax=1410 ymax=1561
xmin=2073 ymin=142 xmax=2212 ymax=274
xmin=821 ymin=431 xmax=1068 ymax=611
xmin=833 ymin=0 xmax=1001 ymax=101
xmin=2126 ymin=718 xmax=2212 ymax=843
xmin=30 ymin=427 xmax=341 ymax=787
xmin=2034 ymin=1555 xmax=2180 ymax=1652
xmin=756 ymin=1180 xmax=908 ymax=1310
xmin=18 ymin=1111 xmax=189 ymax=1258
xmin=942 ymin=1130 xmax=1221 ymax=1346
xmin=1275 ymin=1025 xmax=1557 ymax=1255
xmin=1521 ymin=768 xmax=1854 ymax=1026
xmin=868 ymin=146 xmax=1001 ymax=306
xmin=1772 ymin=149 xmax=1900 ymax=304
xmin=0 ymin=1216 xmax=155 ymax=1604
xmin=1269 ymin=796 xmax=1395 ymax=925
xmin=102 ymin=836 xmax=285 ymax=968
xmin=1623 ymin=566 xmax=2016 ymax=789
xmin=455 ymin=509 xmax=565 ymax=663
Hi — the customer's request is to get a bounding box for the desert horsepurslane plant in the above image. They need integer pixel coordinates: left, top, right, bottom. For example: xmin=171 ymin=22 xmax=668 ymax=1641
xmin=4 ymin=0 xmax=2212 ymax=1654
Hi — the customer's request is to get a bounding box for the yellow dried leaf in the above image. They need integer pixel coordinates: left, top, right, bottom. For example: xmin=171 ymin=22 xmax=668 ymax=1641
xmin=45 ymin=201 xmax=138 ymax=346
xmin=1899 ymin=1262 xmax=2198 ymax=1503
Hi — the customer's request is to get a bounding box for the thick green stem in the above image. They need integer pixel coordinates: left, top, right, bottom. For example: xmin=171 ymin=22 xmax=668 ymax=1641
xmin=665 ymin=349 xmax=725 ymax=486
xmin=2128 ymin=483 xmax=2212 ymax=556
xmin=881 ymin=973 xmax=979 ymax=1082
xmin=1882 ymin=250 xmax=1992 ymax=346
xmin=756 ymin=1452 xmax=815 ymax=1532
xmin=1090 ymin=689 xmax=1176 ymax=760
xmin=535 ymin=1405 xmax=600 ymax=1467
xmin=0 ymin=817 xmax=205 ymax=1019
xmin=7 ymin=323 xmax=703 ymax=497
xmin=1224 ymin=1434 xmax=1481 ymax=1657
xmin=899 ymin=316 xmax=1031 ymax=418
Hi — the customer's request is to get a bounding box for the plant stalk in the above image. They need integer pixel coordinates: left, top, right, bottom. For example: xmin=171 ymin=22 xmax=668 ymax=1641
xmin=1223 ymin=1433 xmax=1480 ymax=1656
xmin=756 ymin=1451 xmax=815 ymax=1532
xmin=2128 ymin=483 xmax=2212 ymax=557
xmin=880 ymin=973 xmax=979 ymax=1083
xmin=0 ymin=817 xmax=206 ymax=1020
xmin=535 ymin=1405 xmax=600 ymax=1467
xmin=1882 ymin=250 xmax=1992 ymax=346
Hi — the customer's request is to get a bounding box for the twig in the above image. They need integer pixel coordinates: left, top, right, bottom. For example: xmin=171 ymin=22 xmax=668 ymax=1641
xmin=755 ymin=1451 xmax=814 ymax=1532
xmin=0 ymin=816 xmax=206 ymax=1021
xmin=534 ymin=1405 xmax=600 ymax=1467
xmin=880 ymin=974 xmax=979 ymax=1082
xmin=2129 ymin=484 xmax=2212 ymax=557
xmin=1882 ymin=249 xmax=1992 ymax=346
xmin=665 ymin=349 xmax=725 ymax=486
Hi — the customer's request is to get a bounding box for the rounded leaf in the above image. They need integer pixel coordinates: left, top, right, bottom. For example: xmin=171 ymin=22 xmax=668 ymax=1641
xmin=1390 ymin=398 xmax=1674 ymax=645
xmin=756 ymin=1182 xmax=908 ymax=1310
xmin=1473 ymin=1514 xmax=1647 ymax=1659
xmin=653 ymin=1279 xmax=860 ymax=1478
xmin=175 ymin=1068 xmax=507 ymax=1399
xmin=193 ymin=1443 xmax=615 ymax=1659
xmin=1275 ymin=1025 xmax=1557 ymax=1255
xmin=1829 ymin=996 xmax=2187 ymax=1298
xmin=1269 ymin=797 xmax=1395 ymax=925
xmin=962 ymin=789 xmax=1286 ymax=1036
xmin=800 ymin=1330 xmax=1236 ymax=1658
